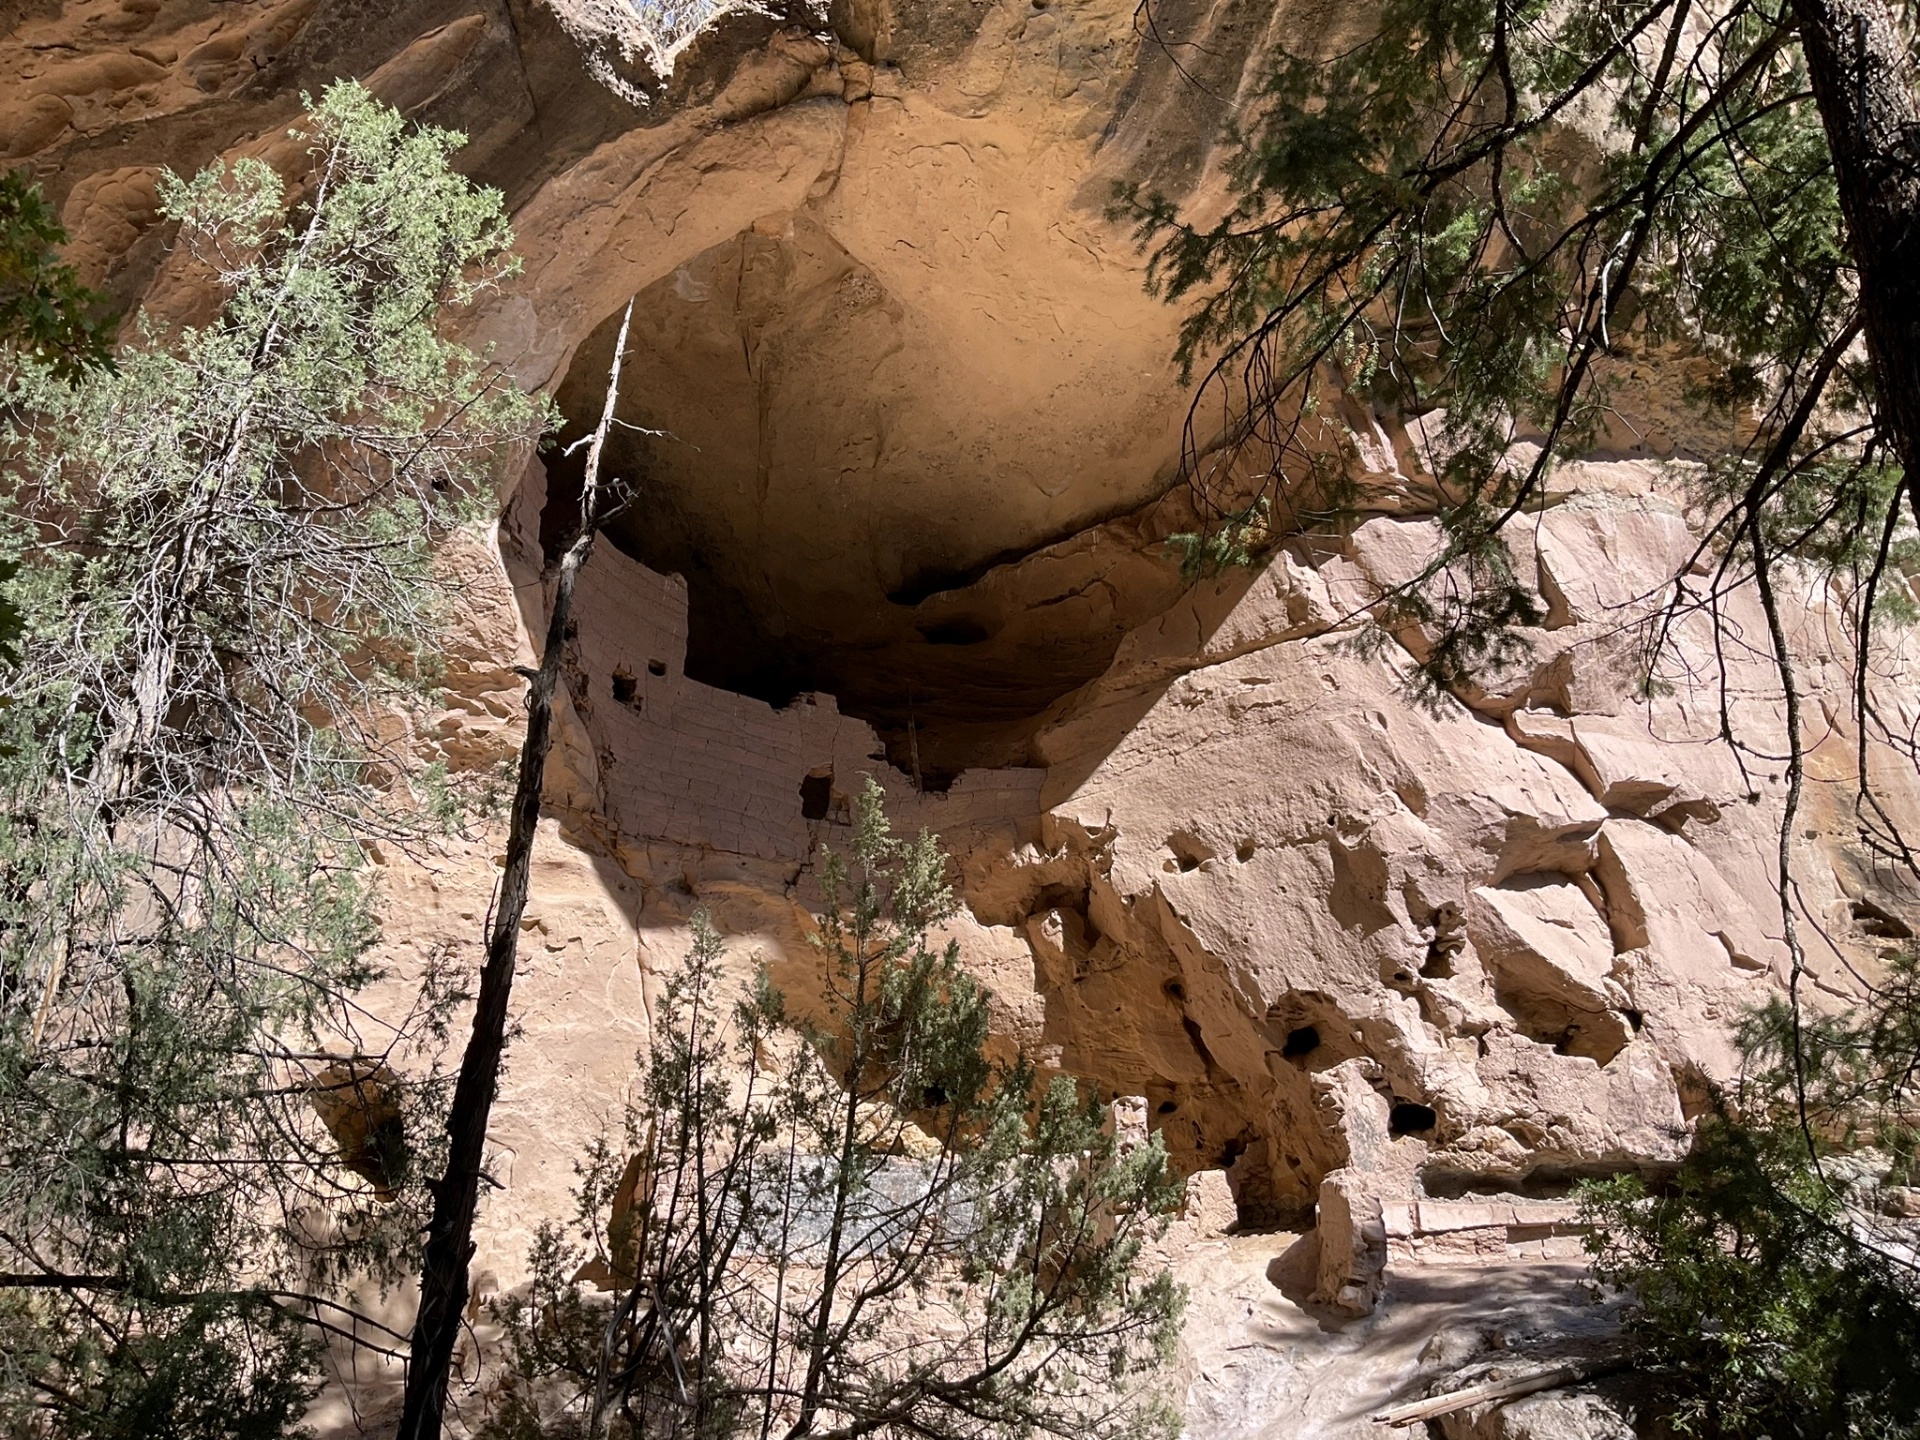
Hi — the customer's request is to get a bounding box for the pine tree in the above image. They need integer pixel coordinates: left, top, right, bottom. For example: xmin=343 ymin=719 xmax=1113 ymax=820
xmin=1580 ymin=966 xmax=1920 ymax=1433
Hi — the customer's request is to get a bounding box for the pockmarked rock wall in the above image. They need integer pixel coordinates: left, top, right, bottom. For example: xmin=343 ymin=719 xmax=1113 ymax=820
xmin=11 ymin=0 xmax=1920 ymax=1433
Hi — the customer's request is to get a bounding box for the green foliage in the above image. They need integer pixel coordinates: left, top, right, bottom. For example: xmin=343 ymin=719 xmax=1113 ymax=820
xmin=0 ymin=1299 xmax=323 ymax=1440
xmin=1583 ymin=1119 xmax=1920 ymax=1438
xmin=0 ymin=168 xmax=114 ymax=382
xmin=1581 ymin=953 xmax=1920 ymax=1436
xmin=1164 ymin=497 xmax=1271 ymax=578
xmin=0 ymin=171 xmax=113 ymax=664
xmin=0 ymin=82 xmax=547 ymax=1436
xmin=1119 ymin=0 xmax=1894 ymax=702
xmin=486 ymin=782 xmax=1184 ymax=1440
xmin=1739 ymin=952 xmax=1920 ymax=1168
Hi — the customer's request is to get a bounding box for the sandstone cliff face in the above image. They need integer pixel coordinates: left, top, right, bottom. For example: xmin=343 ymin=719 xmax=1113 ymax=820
xmin=10 ymin=0 xmax=1920 ymax=1432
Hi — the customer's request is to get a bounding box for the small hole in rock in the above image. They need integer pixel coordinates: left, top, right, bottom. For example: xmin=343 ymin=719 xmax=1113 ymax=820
xmin=1236 ymin=840 xmax=1256 ymax=862
xmin=647 ymin=659 xmax=667 ymax=677
xmin=1281 ymin=1026 xmax=1320 ymax=1058
xmin=1419 ymin=941 xmax=1455 ymax=978
xmin=799 ymin=771 xmax=833 ymax=821
xmin=922 ymin=1084 xmax=948 ymax=1108
xmin=611 ymin=671 xmax=638 ymax=706
xmin=1157 ymin=1100 xmax=1178 ymax=1115
xmin=1163 ymin=980 xmax=1187 ymax=1004
xmin=1389 ymin=1102 xmax=1438 ymax=1136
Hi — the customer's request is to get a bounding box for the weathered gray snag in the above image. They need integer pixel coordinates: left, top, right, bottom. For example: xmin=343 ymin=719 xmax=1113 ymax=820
xmin=399 ymin=296 xmax=637 ymax=1440
xmin=1371 ymin=1359 xmax=1627 ymax=1426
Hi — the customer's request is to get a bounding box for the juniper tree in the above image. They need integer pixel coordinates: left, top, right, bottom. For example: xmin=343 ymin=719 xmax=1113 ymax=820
xmin=485 ymin=781 xmax=1184 ymax=1440
xmin=1122 ymin=0 xmax=1915 ymax=709
xmin=1580 ymin=962 xmax=1920 ymax=1434
xmin=0 ymin=82 xmax=547 ymax=1437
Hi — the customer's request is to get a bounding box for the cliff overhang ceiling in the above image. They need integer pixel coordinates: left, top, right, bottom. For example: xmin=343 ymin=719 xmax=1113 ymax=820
xmin=4 ymin=0 xmax=1280 ymax=772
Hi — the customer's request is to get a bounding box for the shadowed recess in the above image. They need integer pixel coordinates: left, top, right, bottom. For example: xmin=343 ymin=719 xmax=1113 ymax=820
xmin=541 ymin=221 xmax=1193 ymax=772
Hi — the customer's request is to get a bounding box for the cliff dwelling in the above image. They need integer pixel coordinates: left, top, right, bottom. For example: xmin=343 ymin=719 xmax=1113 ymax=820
xmin=7 ymin=0 xmax=1920 ymax=1434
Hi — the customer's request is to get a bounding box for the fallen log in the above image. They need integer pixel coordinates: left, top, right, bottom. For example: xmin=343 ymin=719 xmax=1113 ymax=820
xmin=1372 ymin=1358 xmax=1629 ymax=1426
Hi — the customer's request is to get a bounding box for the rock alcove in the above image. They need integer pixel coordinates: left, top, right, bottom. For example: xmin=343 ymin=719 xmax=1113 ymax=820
xmin=540 ymin=212 xmax=1199 ymax=778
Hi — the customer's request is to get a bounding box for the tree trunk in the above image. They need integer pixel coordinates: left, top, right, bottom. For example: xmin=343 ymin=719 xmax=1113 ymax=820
xmin=788 ymin=934 xmax=874 ymax=1439
xmin=1788 ymin=0 xmax=1920 ymax=481
xmin=397 ymin=296 xmax=636 ymax=1440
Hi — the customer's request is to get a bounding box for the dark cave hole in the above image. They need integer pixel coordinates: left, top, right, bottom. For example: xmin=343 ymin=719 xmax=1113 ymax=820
xmin=648 ymin=659 xmax=667 ymax=677
xmin=1163 ymin=979 xmax=1187 ymax=1004
xmin=611 ymin=671 xmax=638 ymax=707
xmin=1852 ymin=897 xmax=1914 ymax=939
xmin=922 ymin=1084 xmax=949 ymax=1108
xmin=1157 ymin=1100 xmax=1179 ymax=1115
xmin=1281 ymin=1026 xmax=1320 ymax=1059
xmin=1030 ymin=883 xmax=1100 ymax=943
xmin=910 ymin=767 xmax=965 ymax=795
xmin=799 ymin=771 xmax=833 ymax=821
xmin=541 ymin=300 xmax=1185 ymax=776
xmin=1388 ymin=1102 xmax=1438 ymax=1136
xmin=1167 ymin=833 xmax=1214 ymax=874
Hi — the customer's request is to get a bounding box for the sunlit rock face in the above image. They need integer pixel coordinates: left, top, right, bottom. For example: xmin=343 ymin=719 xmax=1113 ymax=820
xmin=16 ymin=0 xmax=1920 ymax=1432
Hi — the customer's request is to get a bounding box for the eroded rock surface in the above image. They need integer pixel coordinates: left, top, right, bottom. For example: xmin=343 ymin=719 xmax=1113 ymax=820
xmin=14 ymin=0 xmax=1920 ymax=1435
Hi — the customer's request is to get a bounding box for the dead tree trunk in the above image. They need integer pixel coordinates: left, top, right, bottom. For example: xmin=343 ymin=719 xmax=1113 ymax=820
xmin=398 ymin=297 xmax=637 ymax=1440
xmin=1789 ymin=0 xmax=1920 ymax=483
